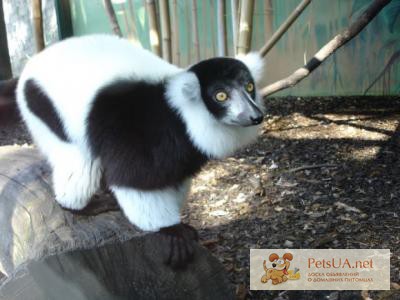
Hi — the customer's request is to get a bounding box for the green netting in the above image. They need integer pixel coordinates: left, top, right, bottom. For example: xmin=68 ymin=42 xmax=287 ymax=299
xmin=69 ymin=0 xmax=400 ymax=96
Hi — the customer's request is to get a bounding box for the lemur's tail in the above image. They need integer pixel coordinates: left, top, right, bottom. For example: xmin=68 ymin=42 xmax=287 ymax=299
xmin=0 ymin=78 xmax=19 ymax=125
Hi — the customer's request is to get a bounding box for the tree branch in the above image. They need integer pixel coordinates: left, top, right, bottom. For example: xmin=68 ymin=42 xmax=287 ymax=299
xmin=260 ymin=0 xmax=392 ymax=97
xmin=363 ymin=49 xmax=400 ymax=94
xmin=259 ymin=0 xmax=311 ymax=57
xmin=104 ymin=0 xmax=122 ymax=37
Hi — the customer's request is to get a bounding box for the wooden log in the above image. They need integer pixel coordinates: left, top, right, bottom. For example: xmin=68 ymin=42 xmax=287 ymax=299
xmin=0 ymin=146 xmax=234 ymax=299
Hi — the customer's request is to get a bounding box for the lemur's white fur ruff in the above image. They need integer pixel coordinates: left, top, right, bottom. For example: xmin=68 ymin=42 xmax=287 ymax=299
xmin=16 ymin=35 xmax=264 ymax=231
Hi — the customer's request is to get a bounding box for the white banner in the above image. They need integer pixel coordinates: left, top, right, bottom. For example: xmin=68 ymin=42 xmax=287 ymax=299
xmin=250 ymin=249 xmax=390 ymax=290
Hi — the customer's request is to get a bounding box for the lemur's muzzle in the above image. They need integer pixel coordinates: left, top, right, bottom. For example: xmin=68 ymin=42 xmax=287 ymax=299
xmin=236 ymin=91 xmax=264 ymax=126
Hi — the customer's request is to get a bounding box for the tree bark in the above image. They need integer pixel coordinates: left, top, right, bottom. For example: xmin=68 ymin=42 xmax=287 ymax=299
xmin=260 ymin=0 xmax=393 ymax=97
xmin=32 ymin=0 xmax=45 ymax=51
xmin=0 ymin=146 xmax=234 ymax=299
xmin=104 ymin=0 xmax=123 ymax=37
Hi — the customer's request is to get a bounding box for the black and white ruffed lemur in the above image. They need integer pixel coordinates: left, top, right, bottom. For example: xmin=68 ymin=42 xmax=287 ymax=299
xmin=15 ymin=34 xmax=265 ymax=268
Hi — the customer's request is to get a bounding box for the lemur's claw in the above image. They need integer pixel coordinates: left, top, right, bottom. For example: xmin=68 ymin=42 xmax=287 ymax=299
xmin=158 ymin=223 xmax=198 ymax=269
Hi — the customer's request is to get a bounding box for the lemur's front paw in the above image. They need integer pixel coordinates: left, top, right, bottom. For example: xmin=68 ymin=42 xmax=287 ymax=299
xmin=158 ymin=223 xmax=198 ymax=269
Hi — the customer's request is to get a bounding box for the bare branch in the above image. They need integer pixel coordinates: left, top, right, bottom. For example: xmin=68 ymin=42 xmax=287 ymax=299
xmin=364 ymin=49 xmax=400 ymax=94
xmin=104 ymin=0 xmax=122 ymax=37
xmin=260 ymin=0 xmax=393 ymax=97
xmin=259 ymin=0 xmax=311 ymax=57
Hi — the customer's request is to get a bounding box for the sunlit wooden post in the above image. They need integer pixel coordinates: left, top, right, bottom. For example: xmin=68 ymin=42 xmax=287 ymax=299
xmin=159 ymin=0 xmax=172 ymax=62
xmin=32 ymin=0 xmax=45 ymax=51
xmin=237 ymin=0 xmax=254 ymax=55
xmin=146 ymin=0 xmax=161 ymax=56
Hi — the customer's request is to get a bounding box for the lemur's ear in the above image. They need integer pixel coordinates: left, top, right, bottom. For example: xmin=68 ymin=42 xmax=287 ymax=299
xmin=167 ymin=71 xmax=201 ymax=104
xmin=236 ymin=52 xmax=264 ymax=83
xmin=182 ymin=73 xmax=201 ymax=101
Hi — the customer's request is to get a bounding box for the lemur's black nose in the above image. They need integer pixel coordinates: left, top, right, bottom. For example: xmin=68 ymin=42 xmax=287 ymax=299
xmin=272 ymin=263 xmax=276 ymax=267
xmin=250 ymin=115 xmax=263 ymax=125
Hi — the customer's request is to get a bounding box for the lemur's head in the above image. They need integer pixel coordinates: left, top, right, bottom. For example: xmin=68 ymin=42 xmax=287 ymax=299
xmin=188 ymin=53 xmax=264 ymax=127
xmin=167 ymin=53 xmax=265 ymax=128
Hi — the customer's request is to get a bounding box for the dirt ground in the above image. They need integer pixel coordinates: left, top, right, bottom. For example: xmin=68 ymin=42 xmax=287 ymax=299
xmin=183 ymin=96 xmax=400 ymax=300
xmin=1 ymin=96 xmax=399 ymax=300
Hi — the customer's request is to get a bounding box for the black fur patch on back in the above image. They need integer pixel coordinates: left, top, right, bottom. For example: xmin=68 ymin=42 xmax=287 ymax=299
xmin=24 ymin=79 xmax=70 ymax=142
xmin=87 ymin=80 xmax=208 ymax=190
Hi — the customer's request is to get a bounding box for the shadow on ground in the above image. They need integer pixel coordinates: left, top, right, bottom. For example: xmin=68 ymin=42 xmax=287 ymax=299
xmin=184 ymin=96 xmax=400 ymax=300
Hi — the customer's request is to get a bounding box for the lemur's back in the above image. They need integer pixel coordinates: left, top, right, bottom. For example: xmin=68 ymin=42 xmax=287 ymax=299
xmin=16 ymin=34 xmax=180 ymax=144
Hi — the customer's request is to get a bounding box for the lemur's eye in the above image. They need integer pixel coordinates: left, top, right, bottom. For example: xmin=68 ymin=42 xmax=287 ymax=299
xmin=215 ymin=91 xmax=228 ymax=102
xmin=246 ymin=82 xmax=254 ymax=93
